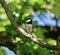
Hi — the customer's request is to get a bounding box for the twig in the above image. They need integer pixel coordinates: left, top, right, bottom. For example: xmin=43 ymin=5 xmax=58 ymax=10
xmin=0 ymin=0 xmax=57 ymax=50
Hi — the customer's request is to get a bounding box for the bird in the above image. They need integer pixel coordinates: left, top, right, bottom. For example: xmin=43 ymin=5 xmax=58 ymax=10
xmin=25 ymin=18 xmax=32 ymax=33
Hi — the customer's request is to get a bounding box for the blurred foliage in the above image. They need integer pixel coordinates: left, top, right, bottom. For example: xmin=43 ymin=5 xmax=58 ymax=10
xmin=0 ymin=0 xmax=60 ymax=55
xmin=0 ymin=48 xmax=5 ymax=55
xmin=52 ymin=0 xmax=60 ymax=18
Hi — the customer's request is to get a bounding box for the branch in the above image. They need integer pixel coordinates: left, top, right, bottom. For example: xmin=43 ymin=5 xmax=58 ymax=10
xmin=0 ymin=0 xmax=57 ymax=50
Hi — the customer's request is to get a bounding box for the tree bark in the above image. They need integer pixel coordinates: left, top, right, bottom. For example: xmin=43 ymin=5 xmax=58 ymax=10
xmin=0 ymin=0 xmax=57 ymax=50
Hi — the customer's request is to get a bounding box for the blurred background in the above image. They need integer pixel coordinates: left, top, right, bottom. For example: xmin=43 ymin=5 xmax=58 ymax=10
xmin=0 ymin=0 xmax=60 ymax=55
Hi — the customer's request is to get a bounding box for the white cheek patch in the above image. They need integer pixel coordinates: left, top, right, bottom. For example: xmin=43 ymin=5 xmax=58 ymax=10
xmin=26 ymin=19 xmax=31 ymax=23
